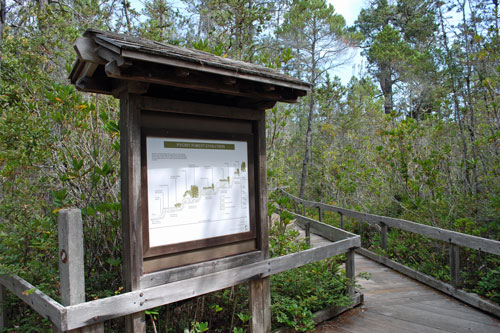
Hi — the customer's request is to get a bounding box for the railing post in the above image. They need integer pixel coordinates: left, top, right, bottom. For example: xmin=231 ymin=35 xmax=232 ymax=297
xmin=302 ymin=204 xmax=305 ymax=216
xmin=0 ymin=284 xmax=6 ymax=329
xmin=58 ymin=208 xmax=104 ymax=333
xmin=339 ymin=212 xmax=344 ymax=229
xmin=250 ymin=278 xmax=271 ymax=333
xmin=449 ymin=243 xmax=460 ymax=287
xmin=305 ymin=222 xmax=311 ymax=247
xmin=346 ymin=248 xmax=355 ymax=297
xmin=380 ymin=222 xmax=388 ymax=253
xmin=317 ymin=206 xmax=322 ymax=222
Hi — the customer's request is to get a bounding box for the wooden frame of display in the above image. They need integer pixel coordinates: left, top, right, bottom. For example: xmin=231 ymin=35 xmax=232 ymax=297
xmin=141 ymin=128 xmax=257 ymax=259
xmin=70 ymin=29 xmax=309 ymax=331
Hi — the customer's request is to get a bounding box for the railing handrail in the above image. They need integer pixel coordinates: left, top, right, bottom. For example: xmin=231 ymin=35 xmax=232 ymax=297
xmin=280 ymin=189 xmax=500 ymax=256
xmin=0 ymin=208 xmax=361 ymax=331
xmin=279 ymin=189 xmax=500 ymax=319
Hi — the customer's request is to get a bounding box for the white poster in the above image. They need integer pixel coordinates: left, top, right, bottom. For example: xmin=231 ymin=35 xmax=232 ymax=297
xmin=146 ymin=137 xmax=250 ymax=248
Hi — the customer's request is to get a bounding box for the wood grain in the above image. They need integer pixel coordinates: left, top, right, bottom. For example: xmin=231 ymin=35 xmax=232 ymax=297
xmin=281 ymin=190 xmax=500 ymax=255
xmin=0 ymin=275 xmax=64 ymax=329
xmin=317 ymin=254 xmax=500 ymax=332
xmin=140 ymin=251 xmax=262 ymax=288
xmin=58 ymin=209 xmax=85 ymax=307
xmin=357 ymin=247 xmax=500 ymax=318
xmin=120 ymin=93 xmax=146 ymax=332
xmin=62 ymin=238 xmax=358 ymax=329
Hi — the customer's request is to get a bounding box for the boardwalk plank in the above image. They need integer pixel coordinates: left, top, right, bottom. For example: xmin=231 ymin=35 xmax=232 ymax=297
xmin=406 ymin=302 xmax=500 ymax=326
xmin=362 ymin=294 xmax=443 ymax=308
xmin=291 ymin=224 xmax=500 ymax=332
xmin=372 ymin=303 xmax=499 ymax=333
xmin=421 ymin=299 xmax=485 ymax=314
xmin=317 ymin=309 xmax=449 ymax=333
xmin=317 ymin=254 xmax=500 ymax=332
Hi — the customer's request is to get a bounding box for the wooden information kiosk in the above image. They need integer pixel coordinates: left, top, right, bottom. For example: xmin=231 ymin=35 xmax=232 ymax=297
xmin=70 ymin=29 xmax=309 ymax=332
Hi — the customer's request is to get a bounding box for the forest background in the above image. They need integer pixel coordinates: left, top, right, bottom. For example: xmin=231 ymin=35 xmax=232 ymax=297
xmin=0 ymin=0 xmax=499 ymax=331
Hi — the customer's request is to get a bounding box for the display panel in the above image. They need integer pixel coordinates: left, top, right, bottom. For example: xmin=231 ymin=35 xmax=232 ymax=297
xmin=143 ymin=132 xmax=254 ymax=257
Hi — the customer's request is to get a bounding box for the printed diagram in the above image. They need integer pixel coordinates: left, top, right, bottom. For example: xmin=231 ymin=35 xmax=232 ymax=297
xmin=146 ymin=137 xmax=250 ymax=248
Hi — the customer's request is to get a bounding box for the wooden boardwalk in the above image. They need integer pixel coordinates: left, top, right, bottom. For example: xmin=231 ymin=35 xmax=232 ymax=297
xmin=290 ymin=222 xmax=500 ymax=332
xmin=316 ymin=254 xmax=500 ymax=332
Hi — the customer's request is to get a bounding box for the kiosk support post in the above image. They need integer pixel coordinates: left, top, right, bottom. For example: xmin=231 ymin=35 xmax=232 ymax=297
xmin=69 ymin=29 xmax=309 ymax=333
xmin=120 ymin=94 xmax=146 ymax=332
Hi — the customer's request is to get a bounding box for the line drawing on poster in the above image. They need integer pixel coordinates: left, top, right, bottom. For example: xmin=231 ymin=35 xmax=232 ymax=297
xmin=146 ymin=137 xmax=250 ymax=247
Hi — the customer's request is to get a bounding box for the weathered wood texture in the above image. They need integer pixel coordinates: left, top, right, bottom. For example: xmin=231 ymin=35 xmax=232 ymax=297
xmin=0 ymin=216 xmax=357 ymax=330
xmin=281 ymin=190 xmax=500 ymax=318
xmin=346 ymin=249 xmax=355 ymax=297
xmin=380 ymin=223 xmax=387 ymax=253
xmin=317 ymin=254 xmax=500 ymax=332
xmin=450 ymin=243 xmax=461 ymax=287
xmin=139 ymin=96 xmax=262 ymax=120
xmin=71 ymin=30 xmax=309 ymax=90
xmin=293 ymin=212 xmax=358 ymax=242
xmin=356 ymin=248 xmax=500 ymax=318
xmin=0 ymin=275 xmax=64 ymax=328
xmin=140 ymin=251 xmax=263 ymax=289
xmin=58 ymin=209 xmax=85 ymax=307
xmin=62 ymin=237 xmax=359 ymax=330
xmin=249 ymin=277 xmax=271 ymax=333
xmin=70 ymin=30 xmax=310 ymax=108
xmin=120 ymin=93 xmax=146 ymax=332
xmin=256 ymin=112 xmax=269 ymax=256
xmin=58 ymin=209 xmax=105 ymax=333
xmin=0 ymin=284 xmax=6 ymax=328
xmin=249 ymin=110 xmax=271 ymax=332
xmin=281 ymin=190 xmax=500 ymax=256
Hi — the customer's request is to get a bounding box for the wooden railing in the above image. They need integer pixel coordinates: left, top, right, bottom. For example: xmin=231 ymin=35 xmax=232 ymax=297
xmin=280 ymin=189 xmax=500 ymax=318
xmin=0 ymin=208 xmax=362 ymax=331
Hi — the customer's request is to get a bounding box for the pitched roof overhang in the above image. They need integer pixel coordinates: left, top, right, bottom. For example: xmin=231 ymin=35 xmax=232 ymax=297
xmin=70 ymin=29 xmax=310 ymax=109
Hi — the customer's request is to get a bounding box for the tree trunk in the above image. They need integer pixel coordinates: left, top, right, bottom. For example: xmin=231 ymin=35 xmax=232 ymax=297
xmin=299 ymin=89 xmax=314 ymax=199
xmin=122 ymin=0 xmax=132 ymax=35
xmin=299 ymin=19 xmax=318 ymax=200
xmin=379 ymin=65 xmax=393 ymax=114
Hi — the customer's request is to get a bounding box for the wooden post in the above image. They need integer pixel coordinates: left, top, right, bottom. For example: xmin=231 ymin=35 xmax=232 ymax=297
xmin=305 ymin=222 xmax=311 ymax=247
xmin=301 ymin=204 xmax=305 ymax=217
xmin=346 ymin=248 xmax=355 ymax=297
xmin=120 ymin=94 xmax=146 ymax=332
xmin=249 ymin=278 xmax=271 ymax=333
xmin=380 ymin=222 xmax=388 ymax=254
xmin=58 ymin=209 xmax=104 ymax=333
xmin=339 ymin=213 xmax=344 ymax=230
xmin=58 ymin=209 xmax=85 ymax=307
xmin=249 ymin=111 xmax=271 ymax=332
xmin=317 ymin=206 xmax=322 ymax=222
xmin=0 ymin=284 xmax=6 ymax=329
xmin=449 ymin=243 xmax=460 ymax=287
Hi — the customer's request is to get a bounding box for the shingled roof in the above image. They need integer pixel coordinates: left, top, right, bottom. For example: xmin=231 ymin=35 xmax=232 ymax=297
xmin=70 ymin=29 xmax=309 ymax=107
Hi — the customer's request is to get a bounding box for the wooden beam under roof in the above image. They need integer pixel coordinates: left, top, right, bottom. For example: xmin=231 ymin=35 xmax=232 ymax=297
xmin=70 ymin=29 xmax=310 ymax=105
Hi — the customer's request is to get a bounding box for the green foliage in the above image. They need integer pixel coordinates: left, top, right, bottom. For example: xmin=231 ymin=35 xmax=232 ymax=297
xmin=136 ymin=0 xmax=181 ymax=44
xmin=268 ymin=192 xmax=353 ymax=331
xmin=0 ymin=3 xmax=124 ymax=329
xmin=268 ymin=201 xmax=309 ymax=256
xmin=271 ymin=259 xmax=351 ymax=331
xmin=476 ymin=265 xmax=500 ymax=303
xmin=190 ymin=321 xmax=209 ymax=332
xmin=1 ymin=0 xmax=500 ymax=331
